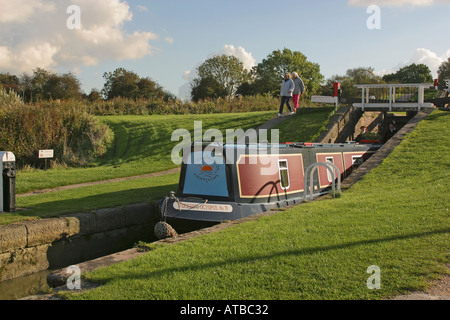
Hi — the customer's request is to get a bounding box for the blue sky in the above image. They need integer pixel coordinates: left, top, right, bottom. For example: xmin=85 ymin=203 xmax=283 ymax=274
xmin=0 ymin=0 xmax=449 ymax=99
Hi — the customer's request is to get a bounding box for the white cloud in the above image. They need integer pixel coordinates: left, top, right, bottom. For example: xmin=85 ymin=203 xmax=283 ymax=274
xmin=137 ymin=5 xmax=149 ymax=12
xmin=215 ymin=45 xmax=256 ymax=71
xmin=0 ymin=0 xmax=158 ymax=75
xmin=348 ymin=0 xmax=450 ymax=7
xmin=164 ymin=37 xmax=174 ymax=44
xmin=0 ymin=0 xmax=56 ymax=24
xmin=376 ymin=48 xmax=450 ymax=78
xmin=178 ymin=45 xmax=256 ymax=100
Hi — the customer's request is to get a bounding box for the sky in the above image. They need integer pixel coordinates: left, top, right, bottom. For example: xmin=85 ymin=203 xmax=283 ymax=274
xmin=0 ymin=0 xmax=449 ymax=100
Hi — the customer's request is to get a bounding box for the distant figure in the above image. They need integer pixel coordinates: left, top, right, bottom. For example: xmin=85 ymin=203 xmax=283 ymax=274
xmin=278 ymin=73 xmax=295 ymax=117
xmin=383 ymin=121 xmax=398 ymax=143
xmin=291 ymin=72 xmax=305 ymax=112
xmin=355 ymin=126 xmax=368 ymax=143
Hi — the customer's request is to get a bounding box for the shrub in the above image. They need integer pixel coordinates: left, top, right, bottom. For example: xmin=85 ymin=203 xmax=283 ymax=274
xmin=82 ymin=94 xmax=308 ymax=116
xmin=0 ymin=101 xmax=113 ymax=168
xmin=0 ymin=86 xmax=24 ymax=107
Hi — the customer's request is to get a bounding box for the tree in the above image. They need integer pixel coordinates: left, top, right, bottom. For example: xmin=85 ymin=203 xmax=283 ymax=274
xmin=193 ymin=54 xmax=250 ymax=98
xmin=87 ymin=89 xmax=103 ymax=102
xmin=102 ymin=68 xmax=140 ymax=100
xmin=382 ymin=63 xmax=433 ymax=84
xmin=191 ymin=76 xmax=228 ymax=102
xmin=30 ymin=68 xmax=52 ymax=101
xmin=0 ymin=73 xmax=20 ymax=93
xmin=137 ymin=77 xmax=166 ymax=100
xmin=325 ymin=67 xmax=384 ymax=101
xmin=437 ymin=58 xmax=450 ymax=88
xmin=102 ymin=68 xmax=170 ymax=101
xmin=246 ymin=48 xmax=324 ymax=97
xmin=42 ymin=72 xmax=82 ymax=100
xmin=16 ymin=68 xmax=82 ymax=102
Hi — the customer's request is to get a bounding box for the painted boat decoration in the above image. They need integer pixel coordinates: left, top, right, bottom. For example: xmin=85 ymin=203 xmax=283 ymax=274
xmin=157 ymin=142 xmax=381 ymax=233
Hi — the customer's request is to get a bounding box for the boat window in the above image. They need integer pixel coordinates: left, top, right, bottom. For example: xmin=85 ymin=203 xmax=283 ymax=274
xmin=278 ymin=160 xmax=290 ymax=190
xmin=326 ymin=157 xmax=334 ymax=182
xmin=352 ymin=155 xmax=363 ymax=167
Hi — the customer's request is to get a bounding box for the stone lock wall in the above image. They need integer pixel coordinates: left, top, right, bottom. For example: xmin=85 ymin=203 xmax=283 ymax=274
xmin=0 ymin=202 xmax=159 ymax=281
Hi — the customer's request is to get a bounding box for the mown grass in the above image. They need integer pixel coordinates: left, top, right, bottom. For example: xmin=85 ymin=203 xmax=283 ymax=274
xmin=63 ymin=109 xmax=449 ymax=300
xmin=273 ymin=106 xmax=336 ymax=142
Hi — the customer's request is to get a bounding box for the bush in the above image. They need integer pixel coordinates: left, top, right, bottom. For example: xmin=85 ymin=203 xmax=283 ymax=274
xmin=84 ymin=94 xmax=301 ymax=116
xmin=0 ymin=86 xmax=24 ymax=107
xmin=0 ymin=101 xmax=113 ymax=168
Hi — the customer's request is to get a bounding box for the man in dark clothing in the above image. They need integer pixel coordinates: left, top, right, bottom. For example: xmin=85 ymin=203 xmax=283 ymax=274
xmin=383 ymin=121 xmax=398 ymax=143
xmin=278 ymin=73 xmax=295 ymax=117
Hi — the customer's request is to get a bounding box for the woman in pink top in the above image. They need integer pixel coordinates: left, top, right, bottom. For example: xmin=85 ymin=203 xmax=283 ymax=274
xmin=291 ymin=72 xmax=305 ymax=112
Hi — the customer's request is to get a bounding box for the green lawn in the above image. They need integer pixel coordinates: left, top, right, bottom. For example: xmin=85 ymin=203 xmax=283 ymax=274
xmin=273 ymin=106 xmax=336 ymax=142
xmin=63 ymin=109 xmax=449 ymax=300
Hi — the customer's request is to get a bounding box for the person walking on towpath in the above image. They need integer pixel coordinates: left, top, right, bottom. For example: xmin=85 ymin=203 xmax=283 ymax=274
xmin=291 ymin=72 xmax=305 ymax=112
xmin=278 ymin=73 xmax=295 ymax=117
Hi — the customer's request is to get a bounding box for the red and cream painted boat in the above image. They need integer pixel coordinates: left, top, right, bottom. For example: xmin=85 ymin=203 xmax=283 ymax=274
xmin=158 ymin=142 xmax=380 ymax=231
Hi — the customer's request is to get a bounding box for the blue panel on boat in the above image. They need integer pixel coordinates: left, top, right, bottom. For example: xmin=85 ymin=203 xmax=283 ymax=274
xmin=183 ymin=151 xmax=229 ymax=197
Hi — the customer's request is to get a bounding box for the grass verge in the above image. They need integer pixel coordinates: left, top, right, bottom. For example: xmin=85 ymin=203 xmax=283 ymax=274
xmin=62 ymin=109 xmax=449 ymax=300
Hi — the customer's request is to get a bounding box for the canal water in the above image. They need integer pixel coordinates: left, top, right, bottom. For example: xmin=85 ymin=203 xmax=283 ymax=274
xmin=0 ymin=271 xmax=50 ymax=300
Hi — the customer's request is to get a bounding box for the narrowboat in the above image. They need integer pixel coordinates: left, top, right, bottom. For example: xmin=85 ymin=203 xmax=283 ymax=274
xmin=157 ymin=142 xmax=381 ymax=233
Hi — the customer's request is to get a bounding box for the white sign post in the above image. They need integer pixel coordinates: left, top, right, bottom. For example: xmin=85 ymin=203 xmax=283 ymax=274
xmin=39 ymin=149 xmax=54 ymax=170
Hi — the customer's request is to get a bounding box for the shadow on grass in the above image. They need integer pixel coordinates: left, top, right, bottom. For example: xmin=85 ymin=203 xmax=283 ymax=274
xmin=425 ymin=110 xmax=450 ymax=121
xmin=92 ymin=227 xmax=450 ymax=284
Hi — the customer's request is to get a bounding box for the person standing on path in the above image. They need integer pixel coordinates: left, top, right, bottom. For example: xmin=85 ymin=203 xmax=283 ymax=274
xmin=291 ymin=72 xmax=305 ymax=112
xmin=278 ymin=73 xmax=295 ymax=117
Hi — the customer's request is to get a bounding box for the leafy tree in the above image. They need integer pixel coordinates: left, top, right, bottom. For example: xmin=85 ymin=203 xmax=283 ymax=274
xmin=137 ymin=77 xmax=166 ymax=100
xmin=191 ymin=76 xmax=228 ymax=102
xmin=325 ymin=67 xmax=384 ymax=101
xmin=246 ymin=48 xmax=324 ymax=97
xmin=102 ymin=68 xmax=140 ymax=100
xmin=87 ymin=89 xmax=103 ymax=102
xmin=193 ymin=54 xmax=250 ymax=98
xmin=102 ymin=68 xmax=170 ymax=101
xmin=16 ymin=68 xmax=82 ymax=102
xmin=0 ymin=73 xmax=20 ymax=93
xmin=42 ymin=72 xmax=82 ymax=100
xmin=382 ymin=63 xmax=433 ymax=84
xmin=437 ymin=58 xmax=450 ymax=88
xmin=30 ymin=68 xmax=52 ymax=101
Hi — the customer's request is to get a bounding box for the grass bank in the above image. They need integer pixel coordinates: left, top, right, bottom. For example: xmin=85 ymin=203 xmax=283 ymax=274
xmin=274 ymin=106 xmax=336 ymax=142
xmin=64 ymin=109 xmax=449 ymax=300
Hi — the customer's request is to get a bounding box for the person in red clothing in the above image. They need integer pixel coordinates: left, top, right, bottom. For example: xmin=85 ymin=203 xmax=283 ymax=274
xmin=291 ymin=72 xmax=305 ymax=112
